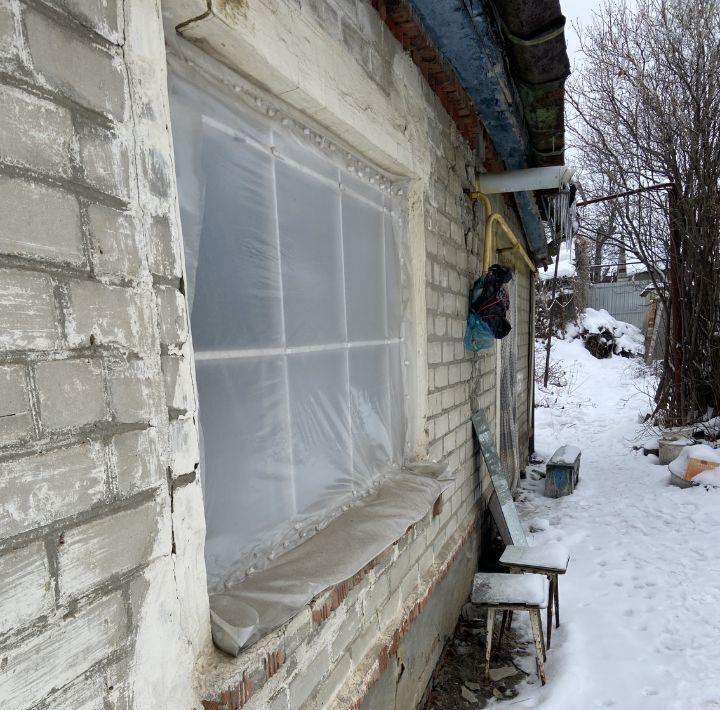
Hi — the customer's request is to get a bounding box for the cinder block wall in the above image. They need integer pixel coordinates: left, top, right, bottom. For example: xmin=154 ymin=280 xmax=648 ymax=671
xmin=0 ymin=1 xmax=209 ymax=708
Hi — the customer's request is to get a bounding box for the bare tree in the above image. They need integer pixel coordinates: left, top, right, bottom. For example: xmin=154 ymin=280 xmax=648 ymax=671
xmin=569 ymin=0 xmax=720 ymax=425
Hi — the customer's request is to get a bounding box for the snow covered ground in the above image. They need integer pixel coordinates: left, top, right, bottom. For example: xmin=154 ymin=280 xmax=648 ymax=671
xmin=507 ymin=336 xmax=720 ymax=709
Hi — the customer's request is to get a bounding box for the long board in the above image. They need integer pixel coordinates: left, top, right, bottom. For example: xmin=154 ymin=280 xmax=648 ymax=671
xmin=471 ymin=410 xmax=527 ymax=546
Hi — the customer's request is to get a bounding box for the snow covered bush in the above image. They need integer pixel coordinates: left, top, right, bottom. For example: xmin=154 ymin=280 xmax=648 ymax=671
xmin=571 ymin=308 xmax=645 ymax=359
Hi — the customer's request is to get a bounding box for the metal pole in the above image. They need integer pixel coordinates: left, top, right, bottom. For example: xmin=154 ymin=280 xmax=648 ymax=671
xmin=543 ymin=246 xmax=562 ymax=388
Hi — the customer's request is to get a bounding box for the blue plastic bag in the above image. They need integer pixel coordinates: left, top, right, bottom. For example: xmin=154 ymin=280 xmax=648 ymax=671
xmin=464 ymin=312 xmax=495 ymax=351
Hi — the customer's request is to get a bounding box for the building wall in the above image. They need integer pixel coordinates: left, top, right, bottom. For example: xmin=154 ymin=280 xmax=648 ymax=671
xmin=0 ymin=1 xmax=210 ymax=708
xmin=0 ymin=1 xmax=536 ymax=708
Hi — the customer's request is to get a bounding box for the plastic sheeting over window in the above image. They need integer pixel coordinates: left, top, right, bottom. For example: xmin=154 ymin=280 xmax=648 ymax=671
xmin=168 ymin=73 xmax=408 ymax=595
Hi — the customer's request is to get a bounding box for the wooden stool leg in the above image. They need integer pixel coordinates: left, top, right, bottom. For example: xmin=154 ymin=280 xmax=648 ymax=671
xmin=485 ymin=609 xmax=495 ymax=681
xmin=529 ymin=609 xmax=547 ymax=686
xmin=546 ymin=576 xmax=554 ymax=650
xmin=554 ymin=575 xmax=560 ymax=628
xmin=507 ymin=610 xmax=513 ymax=629
xmin=498 ymin=610 xmax=508 ymax=649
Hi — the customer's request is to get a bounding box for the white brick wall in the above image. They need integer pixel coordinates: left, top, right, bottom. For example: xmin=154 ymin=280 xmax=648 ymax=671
xmin=0 ymin=1 xmax=208 ymax=708
xmin=0 ymin=0 xmax=536 ymax=708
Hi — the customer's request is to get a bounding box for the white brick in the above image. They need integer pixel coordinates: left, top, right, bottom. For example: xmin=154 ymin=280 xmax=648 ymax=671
xmin=0 ymin=443 xmax=106 ymax=540
xmin=107 ymin=358 xmax=160 ymax=424
xmin=0 ymin=364 xmax=33 ymax=445
xmin=35 ymin=358 xmax=106 ymax=430
xmin=0 ymin=177 xmax=82 ymax=264
xmin=0 ymin=86 xmax=73 ymax=175
xmin=55 ymin=0 xmax=122 ymax=44
xmin=433 ymin=365 xmax=448 ymax=388
xmin=87 ymin=204 xmax=141 ymax=280
xmin=25 ymin=9 xmax=126 ymax=120
xmin=67 ymin=281 xmax=152 ymax=352
xmin=58 ymin=499 xmax=167 ymax=599
xmin=0 ymin=1 xmax=22 ymax=64
xmin=0 ymin=541 xmax=53 ymax=634
xmin=148 ymin=215 xmax=181 ymax=282
xmin=162 ymin=354 xmax=194 ymax=413
xmin=0 ymin=268 xmax=57 ymax=350
xmin=155 ymin=285 xmax=188 ymax=346
xmin=0 ymin=592 xmax=127 ymax=708
xmin=78 ymin=124 xmax=130 ymax=199
xmin=168 ymin=417 xmax=199 ymax=478
xmin=43 ymin=659 xmax=129 ymax=710
xmin=288 ymin=645 xmax=330 ymax=710
xmin=113 ymin=428 xmax=162 ymax=494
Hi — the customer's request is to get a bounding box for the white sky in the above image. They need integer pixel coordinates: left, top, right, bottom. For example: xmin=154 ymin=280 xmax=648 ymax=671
xmin=563 ymin=0 xmax=603 ymax=70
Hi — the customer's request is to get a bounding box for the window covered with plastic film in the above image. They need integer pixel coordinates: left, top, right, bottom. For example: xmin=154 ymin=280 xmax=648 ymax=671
xmin=168 ymin=72 xmax=407 ymax=590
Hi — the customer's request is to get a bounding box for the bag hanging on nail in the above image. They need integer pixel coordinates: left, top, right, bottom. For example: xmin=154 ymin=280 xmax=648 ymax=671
xmin=464 ymin=264 xmax=513 ymax=352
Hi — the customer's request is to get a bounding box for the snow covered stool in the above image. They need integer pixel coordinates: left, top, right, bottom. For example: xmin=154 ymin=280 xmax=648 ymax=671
xmin=544 ymin=445 xmax=581 ymax=498
xmin=499 ymin=543 xmax=569 ymax=651
xmin=471 ymin=572 xmax=548 ymax=685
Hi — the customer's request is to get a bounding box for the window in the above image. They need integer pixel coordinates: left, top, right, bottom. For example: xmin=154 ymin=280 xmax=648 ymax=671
xmin=169 ymin=72 xmax=406 ymax=587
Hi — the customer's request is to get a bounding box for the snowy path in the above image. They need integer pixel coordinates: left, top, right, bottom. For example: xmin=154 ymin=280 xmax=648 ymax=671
xmin=508 ymin=339 xmax=720 ymax=710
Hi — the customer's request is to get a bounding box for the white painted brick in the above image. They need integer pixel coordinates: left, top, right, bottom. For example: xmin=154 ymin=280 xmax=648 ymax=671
xmin=162 ymin=354 xmax=195 ymax=413
xmin=78 ymin=124 xmax=130 ymax=199
xmin=55 ymin=0 xmax=122 ymax=44
xmin=0 ymin=541 xmax=53 ymax=634
xmin=35 ymin=358 xmax=106 ymax=430
xmin=43 ymin=658 xmax=129 ymax=710
xmin=58 ymin=498 xmax=167 ymax=599
xmin=25 ymin=9 xmax=126 ymax=120
xmin=427 ymin=392 xmax=441 ymax=417
xmin=112 ymin=428 xmax=162 ymax=494
xmin=0 ymin=364 xmax=33 ymax=445
xmin=0 ymin=0 xmax=22 ymax=65
xmin=442 ymin=341 xmax=454 ymax=363
xmin=67 ymin=281 xmax=152 ymax=352
xmin=0 ymin=592 xmax=127 ymax=708
xmin=0 ymin=442 xmax=106 ymax=540
xmin=155 ymin=285 xmax=188 ymax=346
xmin=0 ymin=86 xmax=73 ymax=175
xmin=107 ymin=358 xmax=160 ymax=424
xmin=168 ymin=417 xmax=199 ymax=478
xmin=0 ymin=268 xmax=57 ymax=350
xmin=148 ymin=215 xmax=182 ymax=282
xmin=87 ymin=204 xmax=141 ymax=280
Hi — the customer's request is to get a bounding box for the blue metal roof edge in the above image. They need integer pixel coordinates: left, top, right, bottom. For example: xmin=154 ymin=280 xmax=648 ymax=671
xmin=406 ymin=0 xmax=548 ymax=259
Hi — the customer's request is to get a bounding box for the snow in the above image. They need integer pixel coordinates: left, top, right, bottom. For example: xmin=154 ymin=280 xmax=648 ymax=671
xmin=471 ymin=572 xmax=548 ymax=608
xmin=668 ymin=444 xmax=720 ymax=478
xmin=539 ymin=240 xmax=576 ymax=281
xmin=504 ymin=336 xmax=720 ymax=709
xmin=579 ymin=307 xmax=645 ymax=355
xmin=500 ymin=543 xmax=570 ymax=572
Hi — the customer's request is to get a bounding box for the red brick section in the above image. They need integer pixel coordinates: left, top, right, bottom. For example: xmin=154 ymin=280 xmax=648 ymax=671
xmin=201 ymin=672 xmax=253 ymax=710
xmin=371 ymin=0 xmax=504 ymax=172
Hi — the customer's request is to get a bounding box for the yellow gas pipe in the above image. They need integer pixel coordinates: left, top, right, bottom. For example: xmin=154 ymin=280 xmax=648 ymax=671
xmin=469 ymin=191 xmax=537 ymax=275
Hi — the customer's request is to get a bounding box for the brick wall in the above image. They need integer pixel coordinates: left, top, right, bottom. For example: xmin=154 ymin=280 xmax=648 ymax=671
xmin=0 ymin=0 xmax=537 ymax=708
xmin=0 ymin=1 xmax=209 ymax=708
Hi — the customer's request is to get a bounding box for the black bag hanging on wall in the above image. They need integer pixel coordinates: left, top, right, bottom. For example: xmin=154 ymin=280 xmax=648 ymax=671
xmin=466 ymin=264 xmax=513 ymax=347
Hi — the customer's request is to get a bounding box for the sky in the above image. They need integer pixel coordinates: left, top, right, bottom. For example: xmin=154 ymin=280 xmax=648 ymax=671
xmin=563 ymin=0 xmax=603 ymax=69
